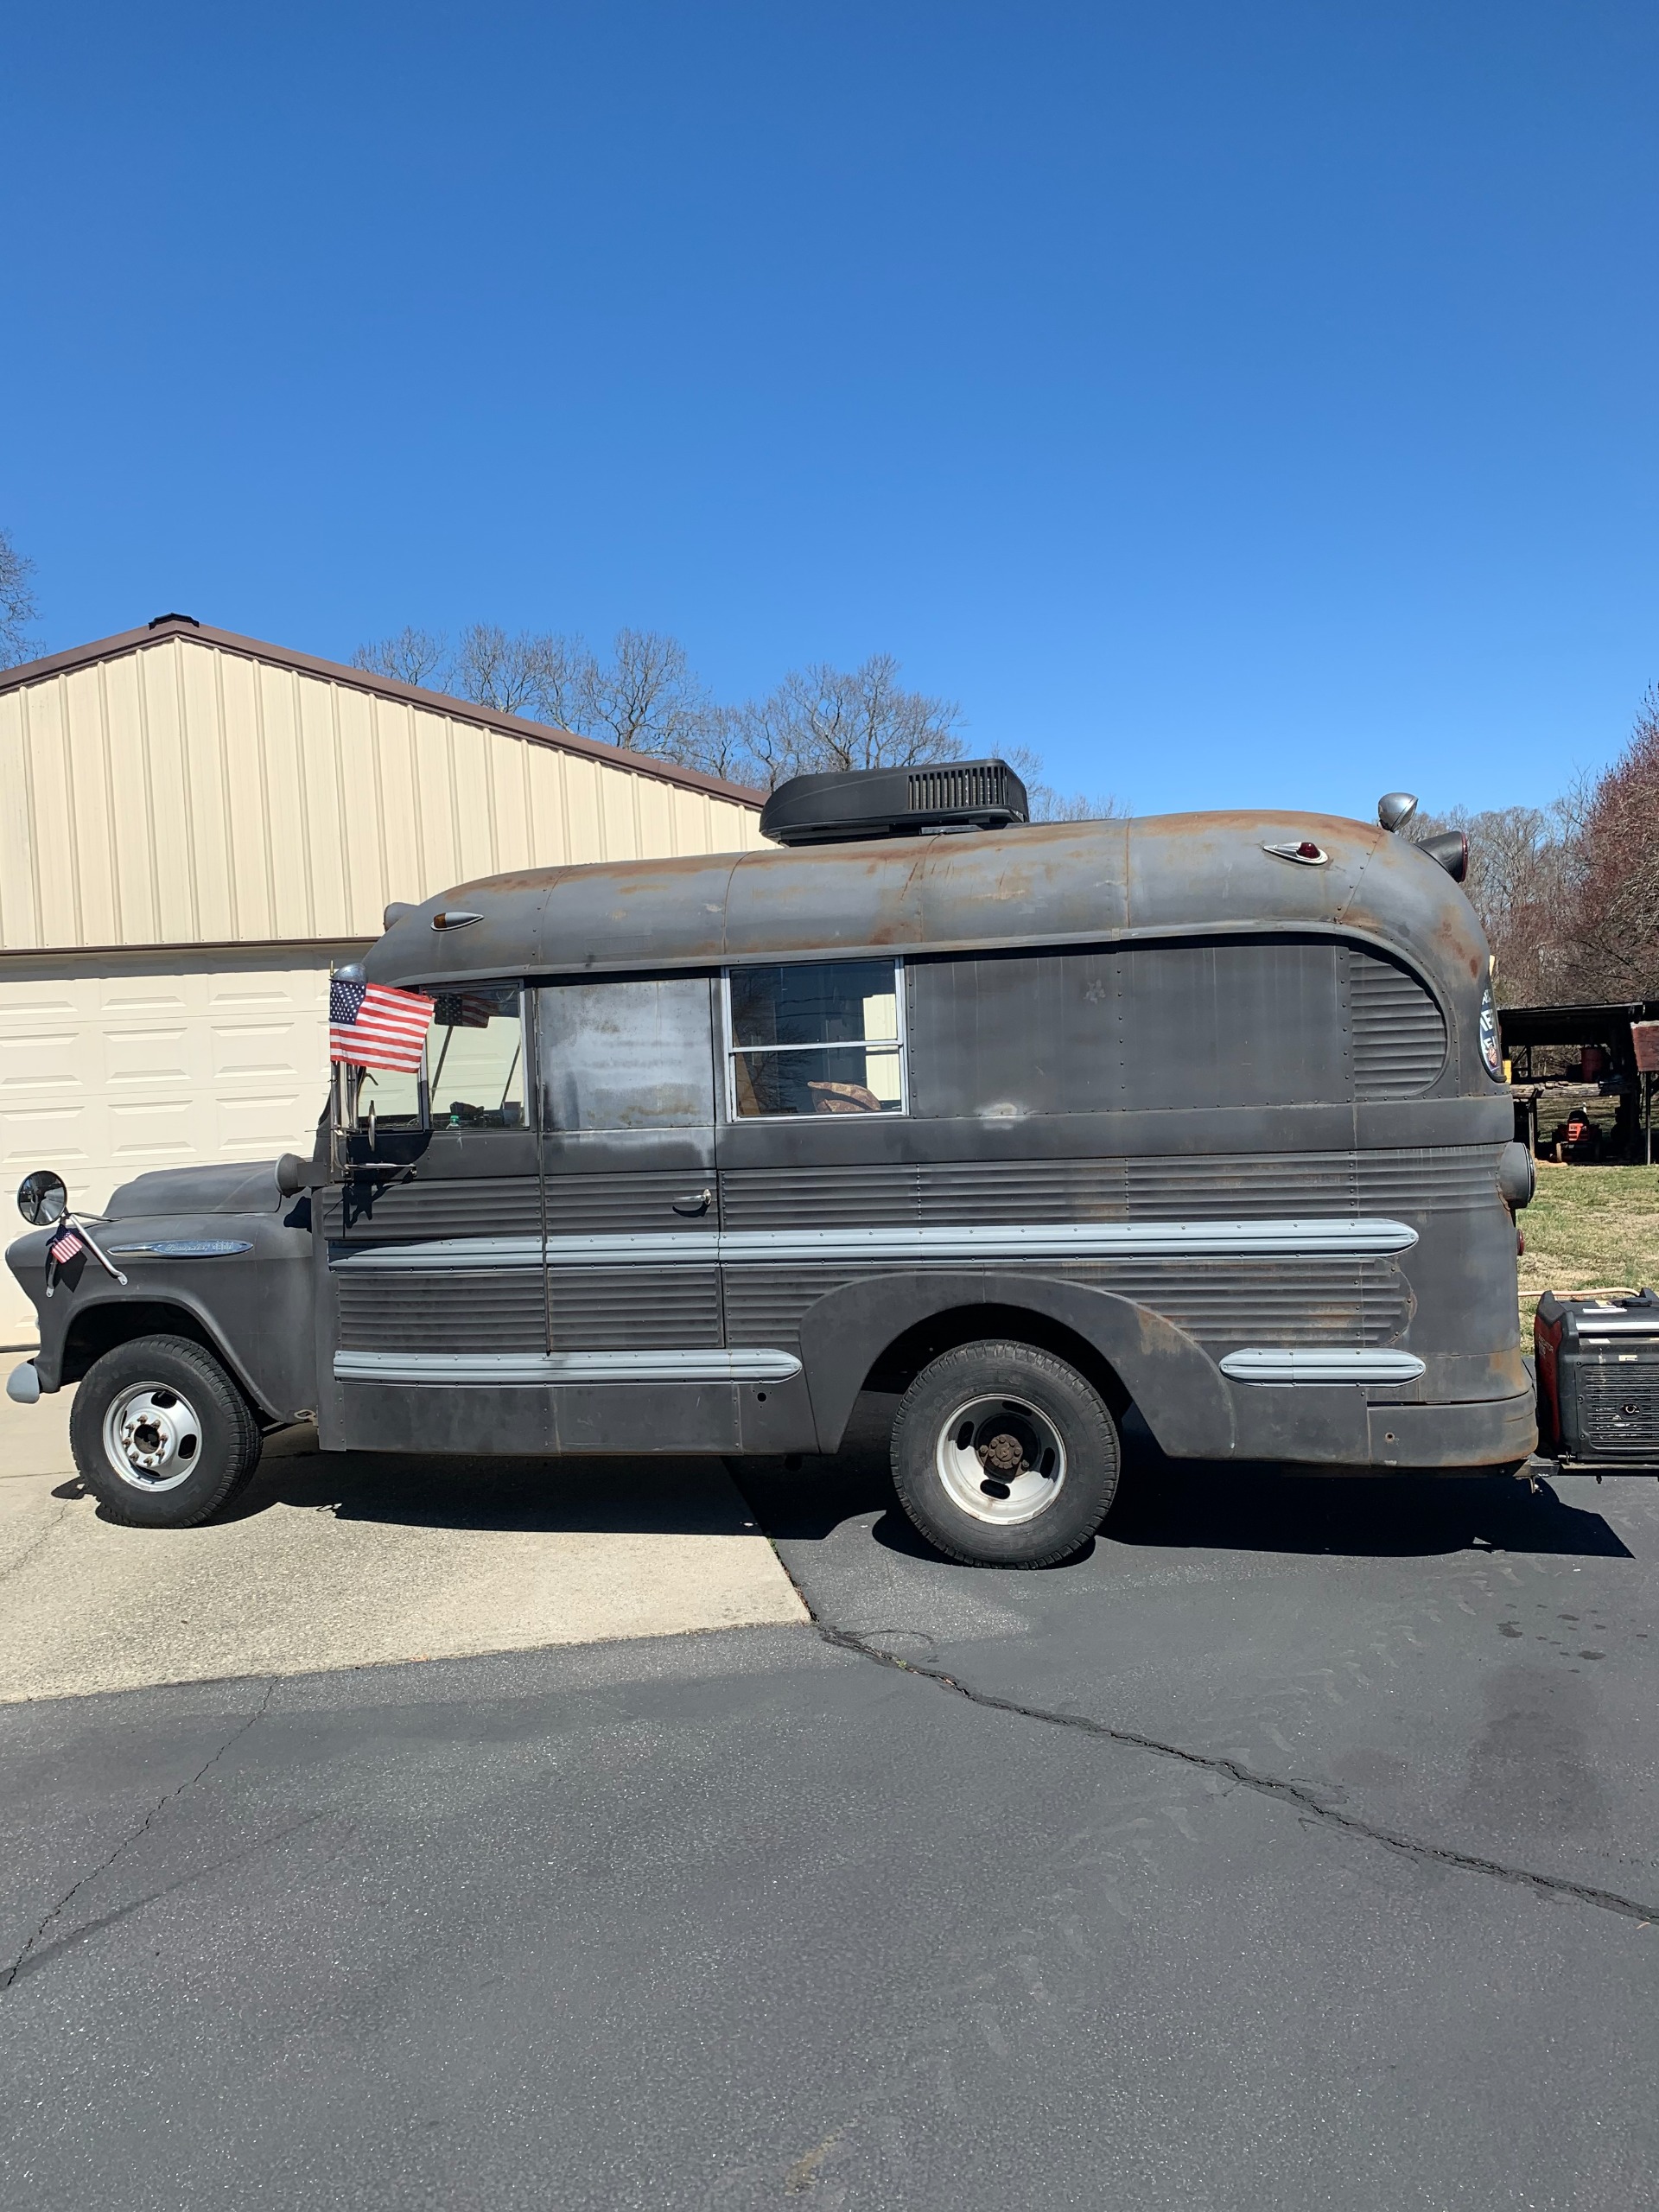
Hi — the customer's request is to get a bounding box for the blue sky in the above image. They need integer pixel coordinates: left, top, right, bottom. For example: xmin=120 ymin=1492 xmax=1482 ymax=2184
xmin=3 ymin=3 xmax=1654 ymax=816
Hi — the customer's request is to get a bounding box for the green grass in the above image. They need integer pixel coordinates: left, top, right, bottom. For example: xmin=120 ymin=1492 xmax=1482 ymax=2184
xmin=1516 ymin=1161 xmax=1659 ymax=1323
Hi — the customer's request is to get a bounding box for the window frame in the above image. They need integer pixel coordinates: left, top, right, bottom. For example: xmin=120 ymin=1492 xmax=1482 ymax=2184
xmin=340 ymin=983 xmax=532 ymax=1135
xmin=720 ymin=957 xmax=910 ymax=1122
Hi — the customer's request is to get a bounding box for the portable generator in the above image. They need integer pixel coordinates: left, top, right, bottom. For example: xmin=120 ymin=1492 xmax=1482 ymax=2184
xmin=1535 ymin=1289 xmax=1659 ymax=1469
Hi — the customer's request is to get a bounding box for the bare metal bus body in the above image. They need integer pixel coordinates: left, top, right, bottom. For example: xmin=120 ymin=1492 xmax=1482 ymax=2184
xmin=7 ymin=804 xmax=1535 ymax=1561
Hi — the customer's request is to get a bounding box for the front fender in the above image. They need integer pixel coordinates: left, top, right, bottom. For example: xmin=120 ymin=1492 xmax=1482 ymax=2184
xmin=796 ymin=1268 xmax=1236 ymax=1458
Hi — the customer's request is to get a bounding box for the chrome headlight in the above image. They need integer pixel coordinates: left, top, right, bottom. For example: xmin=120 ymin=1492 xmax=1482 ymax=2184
xmin=1478 ymin=982 xmax=1503 ymax=1080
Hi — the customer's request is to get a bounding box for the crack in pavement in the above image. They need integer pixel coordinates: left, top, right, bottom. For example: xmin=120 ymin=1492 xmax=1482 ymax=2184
xmin=0 ymin=1677 xmax=276 ymax=1995
xmin=817 ymin=1624 xmax=1659 ymax=1929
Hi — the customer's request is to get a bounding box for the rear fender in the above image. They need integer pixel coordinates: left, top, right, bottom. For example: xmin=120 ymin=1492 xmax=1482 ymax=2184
xmin=797 ymin=1268 xmax=1236 ymax=1457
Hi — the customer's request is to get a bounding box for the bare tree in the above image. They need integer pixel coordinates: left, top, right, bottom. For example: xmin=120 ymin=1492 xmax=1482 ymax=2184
xmin=575 ymin=628 xmax=722 ymax=761
xmin=352 ymin=626 xmax=452 ymax=690
xmin=1412 ymin=798 xmax=1589 ymax=1005
xmin=0 ymin=526 xmax=40 ymax=667
xmin=1559 ymin=689 xmax=1659 ymax=1000
xmin=1006 ymin=746 xmax=1125 ymax=824
xmin=734 ymin=654 xmax=964 ymax=788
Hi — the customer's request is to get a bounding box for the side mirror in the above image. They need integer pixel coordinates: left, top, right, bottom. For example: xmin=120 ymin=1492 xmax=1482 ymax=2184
xmin=17 ymin=1170 xmax=68 ymax=1226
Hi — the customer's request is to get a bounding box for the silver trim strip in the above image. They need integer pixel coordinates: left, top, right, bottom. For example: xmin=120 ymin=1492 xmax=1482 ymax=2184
xmin=334 ymin=1348 xmax=804 ymax=1385
xmin=1219 ymin=1348 xmax=1426 ymax=1383
xmin=107 ymin=1239 xmax=253 ymax=1258
xmin=331 ymin=1217 xmax=1420 ymax=1271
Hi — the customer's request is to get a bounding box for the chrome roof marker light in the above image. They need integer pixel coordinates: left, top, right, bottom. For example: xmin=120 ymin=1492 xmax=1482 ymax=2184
xmin=1263 ymin=840 xmax=1330 ymax=867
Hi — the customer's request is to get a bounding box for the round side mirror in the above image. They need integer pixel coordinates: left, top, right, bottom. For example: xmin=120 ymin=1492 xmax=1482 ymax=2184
xmin=17 ymin=1169 xmax=68 ymax=1226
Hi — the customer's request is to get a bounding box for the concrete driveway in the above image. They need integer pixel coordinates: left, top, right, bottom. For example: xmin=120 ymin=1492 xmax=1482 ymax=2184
xmin=0 ymin=1390 xmax=804 ymax=1702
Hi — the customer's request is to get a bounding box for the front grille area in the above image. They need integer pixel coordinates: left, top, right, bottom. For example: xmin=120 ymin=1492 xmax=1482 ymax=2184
xmin=1575 ymin=1370 xmax=1659 ymax=1457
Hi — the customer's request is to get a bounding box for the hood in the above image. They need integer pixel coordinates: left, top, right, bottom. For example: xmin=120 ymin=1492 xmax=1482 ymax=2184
xmin=101 ymin=1160 xmax=289 ymax=1220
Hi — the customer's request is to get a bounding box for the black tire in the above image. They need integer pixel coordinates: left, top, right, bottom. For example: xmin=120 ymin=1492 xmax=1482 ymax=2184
xmin=69 ymin=1334 xmax=264 ymax=1529
xmin=891 ymin=1340 xmax=1120 ymax=1567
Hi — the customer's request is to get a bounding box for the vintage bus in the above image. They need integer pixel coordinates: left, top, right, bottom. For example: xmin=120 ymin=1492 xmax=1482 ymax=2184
xmin=6 ymin=763 xmax=1535 ymax=1565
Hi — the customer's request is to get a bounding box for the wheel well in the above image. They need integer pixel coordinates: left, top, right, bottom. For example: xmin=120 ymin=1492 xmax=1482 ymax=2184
xmin=861 ymin=1303 xmax=1132 ymax=1417
xmin=60 ymin=1302 xmax=228 ymax=1387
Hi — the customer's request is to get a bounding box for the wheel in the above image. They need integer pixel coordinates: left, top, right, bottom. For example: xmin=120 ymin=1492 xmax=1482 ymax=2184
xmin=890 ymin=1340 xmax=1121 ymax=1567
xmin=69 ymin=1335 xmax=264 ymax=1529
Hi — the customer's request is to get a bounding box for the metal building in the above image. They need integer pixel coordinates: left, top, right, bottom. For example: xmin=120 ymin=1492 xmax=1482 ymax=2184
xmin=0 ymin=613 xmax=764 ymax=1341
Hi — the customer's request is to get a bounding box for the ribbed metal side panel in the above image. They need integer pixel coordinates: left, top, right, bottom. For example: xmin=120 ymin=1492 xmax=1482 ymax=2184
xmin=549 ymin=1267 xmax=721 ymax=1350
xmin=542 ymin=1171 xmax=719 ymax=1234
xmin=1349 ymin=950 xmax=1446 ymax=1096
xmin=722 ymin=1256 xmax=1408 ymax=1351
xmin=724 ymin=1149 xmax=1500 ymax=1227
xmin=1353 ymin=1146 xmax=1499 ymax=1211
xmin=323 ymin=1177 xmax=542 ymax=1243
xmin=335 ymin=1269 xmax=547 ymax=1352
xmin=720 ymin=1165 xmax=919 ymax=1228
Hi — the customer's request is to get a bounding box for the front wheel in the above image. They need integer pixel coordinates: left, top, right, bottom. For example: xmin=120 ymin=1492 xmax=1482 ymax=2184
xmin=890 ymin=1340 xmax=1121 ymax=1567
xmin=69 ymin=1335 xmax=264 ymax=1528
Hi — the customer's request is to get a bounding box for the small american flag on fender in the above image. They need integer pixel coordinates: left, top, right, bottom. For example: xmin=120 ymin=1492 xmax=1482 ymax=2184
xmin=48 ymin=1226 xmax=84 ymax=1266
xmin=328 ymin=979 xmax=435 ymax=1072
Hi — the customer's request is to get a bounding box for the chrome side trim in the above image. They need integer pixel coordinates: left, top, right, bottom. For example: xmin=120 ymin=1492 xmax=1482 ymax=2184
xmin=334 ymin=1348 xmax=804 ymax=1385
xmin=331 ymin=1217 xmax=1420 ymax=1271
xmin=106 ymin=1239 xmax=254 ymax=1258
xmin=1219 ymin=1348 xmax=1427 ymax=1383
xmin=331 ymin=1236 xmax=547 ymax=1270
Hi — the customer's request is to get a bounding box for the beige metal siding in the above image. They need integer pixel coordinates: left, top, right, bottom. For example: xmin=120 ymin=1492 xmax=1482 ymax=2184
xmin=0 ymin=948 xmax=346 ymax=1342
xmin=0 ymin=634 xmax=765 ymax=952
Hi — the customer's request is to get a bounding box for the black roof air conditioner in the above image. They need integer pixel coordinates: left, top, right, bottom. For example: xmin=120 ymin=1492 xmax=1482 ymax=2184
xmin=759 ymin=759 xmax=1030 ymax=848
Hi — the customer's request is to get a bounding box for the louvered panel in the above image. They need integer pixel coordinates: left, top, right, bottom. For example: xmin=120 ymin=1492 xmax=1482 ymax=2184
xmin=919 ymin=1160 xmax=1128 ymax=1222
xmin=719 ymin=1164 xmax=919 ymax=1228
xmin=323 ymin=1176 xmax=542 ymax=1243
xmin=544 ymin=1170 xmax=719 ymax=1233
xmin=1122 ymin=1154 xmax=1358 ymax=1218
xmin=1051 ymin=1259 xmax=1410 ymax=1344
xmin=721 ymin=1267 xmax=845 ymax=1347
xmin=335 ymin=1268 xmax=546 ymax=1351
xmin=548 ymin=1267 xmax=721 ymax=1349
xmin=722 ymin=1256 xmax=1409 ymax=1352
xmin=1354 ymin=1146 xmax=1501 ymax=1211
xmin=1349 ymin=950 xmax=1446 ymax=1096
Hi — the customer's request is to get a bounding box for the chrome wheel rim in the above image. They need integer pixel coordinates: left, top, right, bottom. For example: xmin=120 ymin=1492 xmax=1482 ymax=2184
xmin=101 ymin=1383 xmax=203 ymax=1493
xmin=934 ymin=1393 xmax=1067 ymax=1526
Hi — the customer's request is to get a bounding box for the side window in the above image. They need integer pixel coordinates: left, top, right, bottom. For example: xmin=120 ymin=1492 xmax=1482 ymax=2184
xmin=726 ymin=960 xmax=906 ymax=1117
xmin=428 ymin=985 xmax=526 ymax=1128
xmin=345 ymin=983 xmax=525 ymax=1132
xmin=537 ymin=976 xmax=715 ymax=1132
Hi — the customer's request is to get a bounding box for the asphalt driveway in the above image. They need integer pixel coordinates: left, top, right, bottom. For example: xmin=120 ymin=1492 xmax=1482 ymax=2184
xmin=3 ymin=1406 xmax=1656 ymax=2209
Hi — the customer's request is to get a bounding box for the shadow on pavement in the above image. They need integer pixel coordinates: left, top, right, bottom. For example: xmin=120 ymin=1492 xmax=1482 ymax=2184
xmin=734 ymin=1397 xmax=1637 ymax=1564
xmin=54 ymin=1421 xmax=760 ymax=1540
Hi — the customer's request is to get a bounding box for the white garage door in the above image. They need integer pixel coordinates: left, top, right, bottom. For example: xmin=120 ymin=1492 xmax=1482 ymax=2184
xmin=0 ymin=945 xmax=354 ymax=1344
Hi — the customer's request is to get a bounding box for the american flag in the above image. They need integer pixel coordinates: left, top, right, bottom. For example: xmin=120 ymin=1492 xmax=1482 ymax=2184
xmin=328 ymin=979 xmax=435 ymax=1072
xmin=48 ymin=1225 xmax=84 ymax=1267
xmin=431 ymin=990 xmax=497 ymax=1030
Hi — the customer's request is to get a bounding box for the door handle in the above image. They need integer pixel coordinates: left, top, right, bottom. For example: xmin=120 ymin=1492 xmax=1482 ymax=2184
xmin=671 ymin=1188 xmax=713 ymax=1217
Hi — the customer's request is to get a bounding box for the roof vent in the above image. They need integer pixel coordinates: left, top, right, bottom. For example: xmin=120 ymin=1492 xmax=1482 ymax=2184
xmin=760 ymin=759 xmax=1030 ymax=848
xmin=148 ymin=612 xmax=200 ymax=629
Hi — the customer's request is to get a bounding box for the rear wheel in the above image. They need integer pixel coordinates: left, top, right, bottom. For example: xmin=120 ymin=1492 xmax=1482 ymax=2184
xmin=890 ymin=1340 xmax=1121 ymax=1567
xmin=69 ymin=1335 xmax=263 ymax=1528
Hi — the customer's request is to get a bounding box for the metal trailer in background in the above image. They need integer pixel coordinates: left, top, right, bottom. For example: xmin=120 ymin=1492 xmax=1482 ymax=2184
xmin=7 ymin=767 xmax=1536 ymax=1566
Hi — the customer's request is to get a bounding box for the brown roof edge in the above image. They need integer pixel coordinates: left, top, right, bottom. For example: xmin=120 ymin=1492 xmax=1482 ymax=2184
xmin=0 ymin=617 xmax=767 ymax=809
